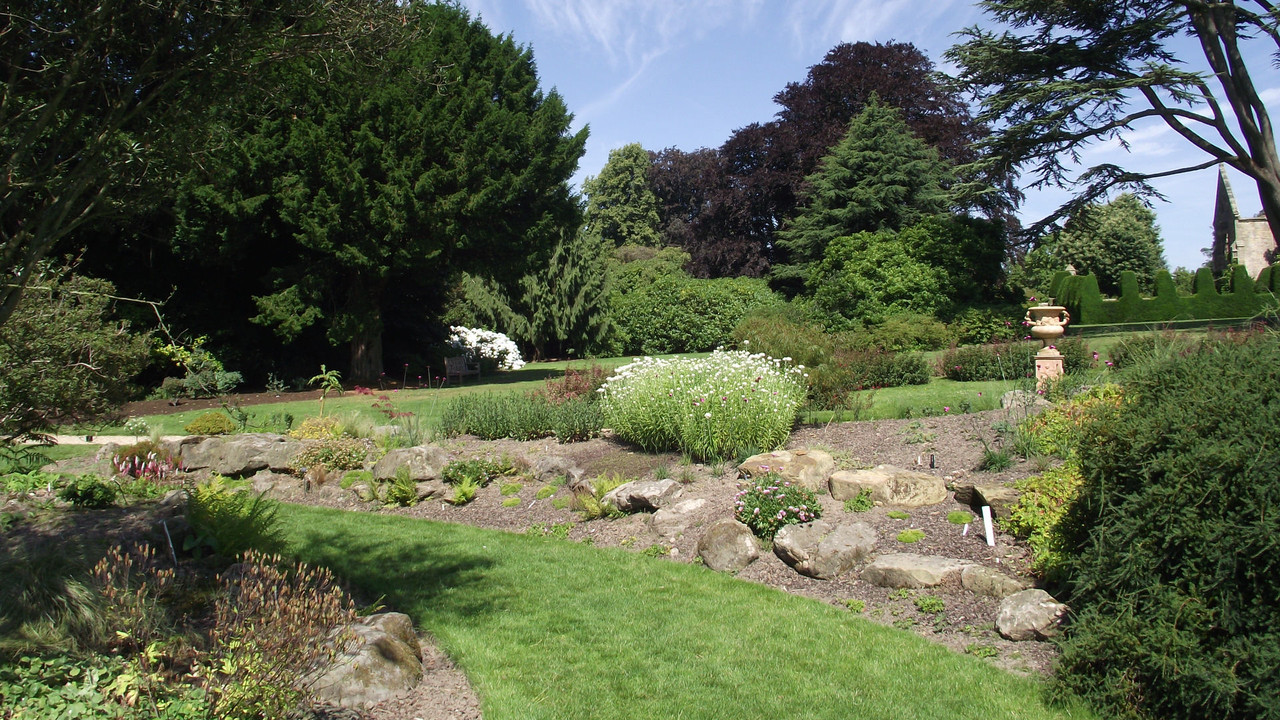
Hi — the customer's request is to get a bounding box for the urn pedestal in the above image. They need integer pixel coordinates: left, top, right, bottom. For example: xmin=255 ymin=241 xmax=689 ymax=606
xmin=1023 ymin=303 xmax=1071 ymax=390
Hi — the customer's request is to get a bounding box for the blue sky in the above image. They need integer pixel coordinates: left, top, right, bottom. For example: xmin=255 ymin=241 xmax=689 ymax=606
xmin=459 ymin=0 xmax=1280 ymax=272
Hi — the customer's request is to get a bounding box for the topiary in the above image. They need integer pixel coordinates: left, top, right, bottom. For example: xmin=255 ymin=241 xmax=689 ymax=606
xmin=184 ymin=411 xmax=237 ymax=436
xmin=1050 ymin=331 xmax=1280 ymax=720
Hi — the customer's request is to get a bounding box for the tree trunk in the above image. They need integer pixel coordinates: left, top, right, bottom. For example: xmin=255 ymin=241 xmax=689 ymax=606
xmin=349 ymin=319 xmax=383 ymax=384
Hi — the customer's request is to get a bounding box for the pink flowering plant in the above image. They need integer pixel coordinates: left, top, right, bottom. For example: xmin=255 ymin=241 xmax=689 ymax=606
xmin=597 ymin=349 xmax=807 ymax=461
xmin=733 ymin=471 xmax=822 ymax=540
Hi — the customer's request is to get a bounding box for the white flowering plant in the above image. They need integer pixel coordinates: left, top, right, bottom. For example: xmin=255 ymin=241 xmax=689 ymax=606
xmin=734 ymin=472 xmax=822 ymax=540
xmin=447 ymin=326 xmax=525 ymax=371
xmin=597 ymin=349 xmax=807 ymax=461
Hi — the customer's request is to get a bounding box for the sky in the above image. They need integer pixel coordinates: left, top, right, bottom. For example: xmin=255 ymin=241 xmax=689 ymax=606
xmin=458 ymin=0 xmax=1280 ymax=272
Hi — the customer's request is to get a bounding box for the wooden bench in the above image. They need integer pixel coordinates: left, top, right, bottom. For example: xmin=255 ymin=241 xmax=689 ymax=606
xmin=444 ymin=355 xmax=480 ymax=385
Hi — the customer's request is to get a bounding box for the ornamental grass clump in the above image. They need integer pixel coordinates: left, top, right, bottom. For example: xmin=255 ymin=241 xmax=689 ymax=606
xmin=733 ymin=472 xmax=822 ymax=540
xmin=598 ymin=349 xmax=806 ymax=461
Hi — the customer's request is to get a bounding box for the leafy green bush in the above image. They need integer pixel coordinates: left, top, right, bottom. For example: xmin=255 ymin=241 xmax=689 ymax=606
xmin=441 ymin=458 xmax=517 ymax=488
xmin=733 ymin=472 xmax=822 ymax=540
xmin=185 ymin=475 xmax=285 ymax=559
xmin=999 ymin=462 xmax=1083 ymax=581
xmin=292 ymin=438 xmax=368 ymax=473
xmin=183 ymin=411 xmax=238 ymax=436
xmin=948 ymin=306 xmax=1021 ymax=346
xmin=941 ymin=342 xmax=1037 ymax=382
xmin=843 ymin=488 xmax=874 ymax=513
xmin=806 ymin=348 xmax=929 ymax=410
xmin=613 ymin=275 xmax=782 ymax=355
xmin=859 ymin=313 xmax=954 ymax=352
xmin=732 ymin=307 xmax=834 ymax=369
xmin=439 ymin=392 xmax=556 ymax=441
xmin=599 ymin=350 xmax=807 ymax=461
xmin=1106 ymin=331 xmax=1196 ymax=369
xmin=1049 ymin=332 xmax=1280 ymax=720
xmin=1015 ymin=384 xmax=1123 ymax=459
xmin=551 ymin=396 xmax=603 ymax=443
xmin=57 ymin=475 xmax=118 ymax=508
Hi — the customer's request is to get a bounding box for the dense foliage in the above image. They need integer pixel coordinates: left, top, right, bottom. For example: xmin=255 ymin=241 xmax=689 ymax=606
xmin=1051 ymin=332 xmax=1280 ymax=719
xmin=734 ymin=473 xmax=823 ymax=540
xmin=0 ymin=274 xmax=149 ymax=442
xmin=584 ymin=143 xmax=663 ymax=247
xmin=1055 ymin=194 xmax=1167 ymax=295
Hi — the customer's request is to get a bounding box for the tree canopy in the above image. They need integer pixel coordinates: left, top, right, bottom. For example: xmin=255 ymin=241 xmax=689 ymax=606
xmin=1057 ymin=193 xmax=1168 ymax=295
xmin=0 ymin=0 xmax=402 ymax=328
xmin=584 ymin=143 xmax=663 ymax=247
xmin=947 ymin=0 xmax=1280 ymax=242
xmin=170 ymin=2 xmax=586 ymax=380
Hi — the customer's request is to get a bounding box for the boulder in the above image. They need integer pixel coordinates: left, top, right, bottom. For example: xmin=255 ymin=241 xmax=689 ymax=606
xmin=829 ymin=465 xmax=946 ymax=507
xmin=531 ymin=455 xmax=583 ymax=484
xmin=696 ymin=518 xmax=760 ymax=573
xmin=372 ymin=446 xmax=449 ymax=483
xmin=972 ymin=484 xmax=1021 ymax=520
xmin=1001 ymin=389 xmax=1051 ymax=411
xmin=251 ymin=470 xmax=293 ymax=494
xmin=950 ymin=481 xmax=976 ymax=505
xmin=737 ymin=449 xmax=834 ymax=492
xmin=996 ymin=589 xmax=1069 ymax=641
xmin=650 ymin=498 xmax=707 ymax=540
xmin=773 ymin=520 xmax=876 ymax=579
xmin=602 ymin=479 xmax=681 ymax=513
xmin=415 ymin=480 xmax=449 ymax=502
xmin=311 ymin=612 xmax=423 ymax=709
xmin=960 ymin=565 xmax=1031 ymax=599
xmin=861 ymin=553 xmax=971 ymax=588
xmin=180 ymin=433 xmax=304 ymax=477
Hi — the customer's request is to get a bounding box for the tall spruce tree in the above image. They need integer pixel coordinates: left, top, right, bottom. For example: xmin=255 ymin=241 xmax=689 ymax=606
xmin=583 ymin=143 xmax=663 ymax=247
xmin=772 ymin=98 xmax=952 ymax=295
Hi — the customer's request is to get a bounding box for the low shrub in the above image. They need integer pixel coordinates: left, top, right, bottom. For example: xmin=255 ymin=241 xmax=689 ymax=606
xmin=183 ymin=411 xmax=237 ymax=436
xmin=613 ymin=275 xmax=782 ymax=355
xmin=733 ymin=472 xmax=822 ymax=540
xmin=383 ymin=467 xmax=418 ymax=507
xmin=185 ymin=475 xmax=285 ymax=559
xmin=112 ymin=439 xmax=181 ymax=484
xmin=1000 ymin=462 xmax=1083 ymax=581
xmin=438 ymin=392 xmax=556 ymax=441
xmin=537 ymin=364 xmax=611 ymax=405
xmin=289 ymin=416 xmax=343 ymax=441
xmin=292 ymin=438 xmax=368 ymax=473
xmin=570 ymin=474 xmax=626 ymax=520
xmin=551 ymin=396 xmax=604 ymax=443
xmin=940 ymin=342 xmax=1037 ymax=382
xmin=806 ymin=348 xmax=929 ymax=410
xmin=843 ymin=488 xmax=874 ymax=513
xmin=859 ymin=313 xmax=955 ymax=352
xmin=599 ymin=349 xmax=807 ymax=461
xmin=1049 ymin=332 xmax=1280 ymax=720
xmin=732 ymin=307 xmax=834 ymax=369
xmin=441 ymin=458 xmax=516 ymax=488
xmin=1015 ymin=384 xmax=1123 ymax=459
xmin=948 ymin=306 xmax=1021 ymax=346
xmin=57 ymin=475 xmax=118 ymax=508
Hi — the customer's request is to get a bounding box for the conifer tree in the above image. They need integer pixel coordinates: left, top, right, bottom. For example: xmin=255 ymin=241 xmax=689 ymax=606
xmin=584 ymin=143 xmax=663 ymax=247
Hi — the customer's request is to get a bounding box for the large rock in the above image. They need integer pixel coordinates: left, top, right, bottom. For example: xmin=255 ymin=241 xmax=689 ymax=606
xmin=829 ymin=465 xmax=946 ymax=507
xmin=650 ymin=498 xmax=707 ymax=539
xmin=737 ymin=449 xmax=834 ymax=492
xmin=996 ymin=589 xmax=1069 ymax=641
xmin=602 ymin=479 xmax=681 ymax=513
xmin=372 ymin=446 xmax=449 ymax=482
xmin=696 ymin=518 xmax=760 ymax=572
xmin=773 ymin=520 xmax=876 ymax=579
xmin=180 ymin=433 xmax=304 ymax=477
xmin=531 ymin=455 xmax=584 ymax=484
xmin=961 ymin=565 xmax=1031 ymax=599
xmin=972 ymin=484 xmax=1021 ymax=520
xmin=861 ymin=553 xmax=971 ymax=588
xmin=311 ymin=612 xmax=423 ymax=709
xmin=1001 ymin=389 xmax=1051 ymax=411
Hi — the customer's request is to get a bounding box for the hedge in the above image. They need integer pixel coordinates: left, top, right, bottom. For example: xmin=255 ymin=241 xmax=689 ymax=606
xmin=1051 ymin=264 xmax=1278 ymax=326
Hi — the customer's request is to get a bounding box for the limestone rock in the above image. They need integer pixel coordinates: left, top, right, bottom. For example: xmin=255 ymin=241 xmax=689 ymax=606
xmin=251 ymin=470 xmax=293 ymax=494
xmin=650 ymin=498 xmax=707 ymax=539
xmin=602 ymin=479 xmax=681 ymax=513
xmin=180 ymin=433 xmax=304 ymax=477
xmin=950 ymin=481 xmax=976 ymax=505
xmin=738 ymin=449 xmax=834 ymax=492
xmin=829 ymin=465 xmax=946 ymax=507
xmin=996 ymin=589 xmax=1069 ymax=641
xmin=372 ymin=446 xmax=448 ymax=483
xmin=1001 ymin=389 xmax=1051 ymax=411
xmin=696 ymin=518 xmax=760 ymax=573
xmin=961 ymin=565 xmax=1032 ymax=599
xmin=311 ymin=612 xmax=423 ymax=709
xmin=415 ymin=480 xmax=449 ymax=502
xmin=531 ymin=455 xmax=583 ymax=484
xmin=972 ymin=484 xmax=1021 ymax=520
xmin=861 ymin=553 xmax=971 ymax=588
xmin=773 ymin=520 xmax=877 ymax=579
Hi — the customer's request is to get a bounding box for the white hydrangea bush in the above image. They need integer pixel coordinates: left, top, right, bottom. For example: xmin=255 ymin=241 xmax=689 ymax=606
xmin=597 ymin=349 xmax=806 ymax=460
xmin=448 ymin=326 xmax=526 ymax=371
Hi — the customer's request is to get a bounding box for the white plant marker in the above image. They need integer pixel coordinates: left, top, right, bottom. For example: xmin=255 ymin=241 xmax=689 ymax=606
xmin=962 ymin=523 xmax=970 ymax=536
xmin=982 ymin=505 xmax=996 ymax=547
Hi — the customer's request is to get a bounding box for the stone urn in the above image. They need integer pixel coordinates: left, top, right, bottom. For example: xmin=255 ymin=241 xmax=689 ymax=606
xmin=1024 ymin=302 xmax=1070 ymax=342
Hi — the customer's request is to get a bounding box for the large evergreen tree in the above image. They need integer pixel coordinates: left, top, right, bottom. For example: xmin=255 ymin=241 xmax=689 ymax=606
xmin=772 ymin=98 xmax=952 ymax=294
xmin=1057 ymin=193 xmax=1168 ymax=295
xmin=172 ymin=2 xmax=585 ymax=380
xmin=583 ymin=143 xmax=663 ymax=247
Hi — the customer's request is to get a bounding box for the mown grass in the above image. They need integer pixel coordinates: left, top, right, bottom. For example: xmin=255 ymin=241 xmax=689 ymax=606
xmin=278 ymin=504 xmax=1095 ymax=720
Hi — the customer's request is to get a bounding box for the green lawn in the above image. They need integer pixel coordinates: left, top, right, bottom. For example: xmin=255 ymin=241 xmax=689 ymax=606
xmin=279 ymin=504 xmax=1094 ymax=720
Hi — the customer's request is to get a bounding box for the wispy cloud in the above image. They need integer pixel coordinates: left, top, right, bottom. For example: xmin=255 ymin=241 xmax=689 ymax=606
xmin=784 ymin=0 xmax=966 ymax=55
xmin=1259 ymin=86 xmax=1280 ymax=106
xmin=521 ymin=0 xmax=758 ymax=68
